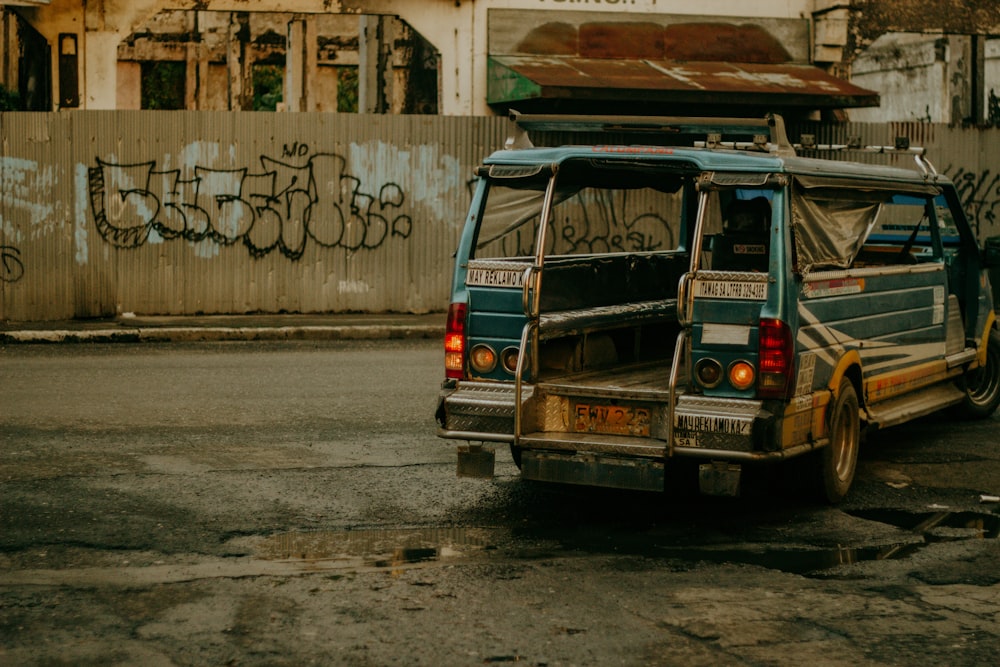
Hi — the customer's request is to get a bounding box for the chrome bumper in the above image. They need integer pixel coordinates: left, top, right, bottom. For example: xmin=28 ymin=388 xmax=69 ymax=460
xmin=439 ymin=382 xmax=810 ymax=461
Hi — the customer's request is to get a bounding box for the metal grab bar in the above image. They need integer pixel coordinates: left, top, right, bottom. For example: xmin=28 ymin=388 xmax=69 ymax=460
xmin=676 ymin=273 xmax=693 ymax=327
xmin=521 ymin=265 xmax=536 ymax=318
xmin=666 ymin=330 xmax=689 ymax=457
xmin=512 ymin=319 xmax=538 ymax=445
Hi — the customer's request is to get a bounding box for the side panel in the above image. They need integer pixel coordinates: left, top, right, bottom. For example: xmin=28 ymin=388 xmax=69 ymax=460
xmin=797 ymin=264 xmax=950 ymax=402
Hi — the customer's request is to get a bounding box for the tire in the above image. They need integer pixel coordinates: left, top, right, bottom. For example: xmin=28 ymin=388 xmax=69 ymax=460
xmin=954 ymin=328 xmax=1000 ymax=419
xmin=510 ymin=444 xmax=523 ymax=469
xmin=818 ymin=378 xmax=860 ymax=504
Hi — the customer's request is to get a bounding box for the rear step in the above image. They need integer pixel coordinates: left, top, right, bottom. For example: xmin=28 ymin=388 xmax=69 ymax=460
xmin=526 ymin=363 xmax=677 ymax=451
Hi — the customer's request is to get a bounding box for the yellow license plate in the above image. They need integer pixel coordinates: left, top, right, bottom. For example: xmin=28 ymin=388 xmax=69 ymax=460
xmin=574 ymin=403 xmax=651 ymax=437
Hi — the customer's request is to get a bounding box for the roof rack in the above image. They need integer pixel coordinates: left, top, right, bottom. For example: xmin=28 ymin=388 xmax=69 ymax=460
xmin=505 ymin=110 xmax=796 ymax=156
xmin=794 ymin=134 xmax=937 ymax=178
xmin=505 ymin=111 xmax=937 ymax=178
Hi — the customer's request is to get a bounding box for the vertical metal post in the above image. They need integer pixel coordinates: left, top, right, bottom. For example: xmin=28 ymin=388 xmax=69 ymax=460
xmin=359 ymin=15 xmax=393 ymax=114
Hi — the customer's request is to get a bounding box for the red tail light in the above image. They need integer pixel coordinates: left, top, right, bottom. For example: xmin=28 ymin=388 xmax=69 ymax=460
xmin=445 ymin=302 xmax=467 ymax=379
xmin=758 ymin=318 xmax=794 ymax=399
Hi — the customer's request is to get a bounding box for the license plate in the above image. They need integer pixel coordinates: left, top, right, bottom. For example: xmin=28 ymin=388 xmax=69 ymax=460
xmin=574 ymin=403 xmax=650 ymax=437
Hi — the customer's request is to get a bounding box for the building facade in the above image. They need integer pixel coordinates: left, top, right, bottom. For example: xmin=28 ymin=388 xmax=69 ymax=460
xmin=0 ymin=1 xmax=999 ymax=120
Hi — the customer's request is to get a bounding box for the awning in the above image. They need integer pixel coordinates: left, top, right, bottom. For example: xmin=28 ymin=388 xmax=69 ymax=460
xmin=488 ymin=55 xmax=880 ymax=112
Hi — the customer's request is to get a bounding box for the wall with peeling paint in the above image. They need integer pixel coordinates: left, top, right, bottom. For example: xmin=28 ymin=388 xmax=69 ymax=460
xmin=849 ymin=33 xmax=1000 ymax=124
xmin=2 ymin=112 xmax=1000 ymax=323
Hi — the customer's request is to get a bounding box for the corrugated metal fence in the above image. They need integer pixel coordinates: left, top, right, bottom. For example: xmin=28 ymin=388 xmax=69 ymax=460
xmin=2 ymin=112 xmax=999 ymax=322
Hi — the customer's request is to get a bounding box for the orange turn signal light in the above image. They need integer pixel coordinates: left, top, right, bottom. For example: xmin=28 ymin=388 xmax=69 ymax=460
xmin=728 ymin=361 xmax=755 ymax=390
xmin=469 ymin=344 xmax=497 ymax=373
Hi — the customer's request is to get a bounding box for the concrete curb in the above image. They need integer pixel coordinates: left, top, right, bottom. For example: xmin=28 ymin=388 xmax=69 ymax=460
xmin=0 ymin=324 xmax=444 ymax=344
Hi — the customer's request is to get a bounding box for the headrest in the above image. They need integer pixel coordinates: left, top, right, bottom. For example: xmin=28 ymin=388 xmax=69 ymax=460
xmin=725 ymin=197 xmax=771 ymax=233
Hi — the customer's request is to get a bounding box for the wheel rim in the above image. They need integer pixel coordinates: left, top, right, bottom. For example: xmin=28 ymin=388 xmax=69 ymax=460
xmin=831 ymin=397 xmax=859 ymax=481
xmin=967 ymin=346 xmax=1000 ymax=407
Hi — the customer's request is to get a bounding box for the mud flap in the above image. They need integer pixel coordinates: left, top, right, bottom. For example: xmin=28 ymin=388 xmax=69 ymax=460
xmin=457 ymin=444 xmax=496 ymax=479
xmin=699 ymin=461 xmax=742 ymax=497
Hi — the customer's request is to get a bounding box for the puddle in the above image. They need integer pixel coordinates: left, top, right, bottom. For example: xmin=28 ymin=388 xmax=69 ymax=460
xmin=846 ymin=508 xmax=1000 ymax=540
xmin=643 ymin=509 xmax=999 ymax=576
xmin=250 ymin=509 xmax=999 ymax=577
xmin=652 ymin=543 xmax=924 ymax=576
xmin=651 ymin=509 xmax=1000 ymax=576
xmin=255 ymin=526 xmax=497 ymax=568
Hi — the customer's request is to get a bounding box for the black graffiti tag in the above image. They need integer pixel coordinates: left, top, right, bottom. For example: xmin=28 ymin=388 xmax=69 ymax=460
xmin=1 ymin=244 xmax=24 ymax=282
xmin=944 ymin=165 xmax=1000 ymax=239
xmin=88 ymin=151 xmax=413 ymax=260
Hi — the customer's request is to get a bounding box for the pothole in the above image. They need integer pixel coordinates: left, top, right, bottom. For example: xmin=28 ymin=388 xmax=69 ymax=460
xmin=649 ymin=509 xmax=1000 ymax=577
xmin=846 ymin=508 xmax=1000 ymax=540
xmin=253 ymin=526 xmax=499 ymax=568
xmin=245 ymin=509 xmax=999 ymax=578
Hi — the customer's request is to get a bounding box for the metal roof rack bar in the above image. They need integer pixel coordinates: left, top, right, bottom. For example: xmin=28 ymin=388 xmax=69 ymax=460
xmin=796 ymin=135 xmax=926 ymax=156
xmin=505 ymin=110 xmax=795 ymax=155
xmin=794 ymin=135 xmax=936 ymax=178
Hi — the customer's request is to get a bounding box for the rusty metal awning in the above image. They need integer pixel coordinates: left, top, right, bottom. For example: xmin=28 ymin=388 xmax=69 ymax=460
xmin=488 ymin=55 xmax=880 ymax=111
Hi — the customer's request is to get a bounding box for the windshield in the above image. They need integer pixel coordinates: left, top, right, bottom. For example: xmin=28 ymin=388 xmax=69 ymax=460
xmin=473 ymin=159 xmax=688 ymax=259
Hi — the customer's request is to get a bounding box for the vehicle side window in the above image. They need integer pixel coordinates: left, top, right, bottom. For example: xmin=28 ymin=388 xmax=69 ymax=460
xmin=852 ymin=195 xmax=940 ymax=267
xmin=791 ymin=183 xmax=941 ymax=273
xmin=473 ymin=160 xmax=688 ymax=260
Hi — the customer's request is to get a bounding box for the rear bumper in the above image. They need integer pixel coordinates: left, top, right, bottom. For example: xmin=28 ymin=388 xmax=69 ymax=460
xmin=437 ymin=381 xmax=804 ymax=461
xmin=671 ymin=394 xmax=776 ymax=454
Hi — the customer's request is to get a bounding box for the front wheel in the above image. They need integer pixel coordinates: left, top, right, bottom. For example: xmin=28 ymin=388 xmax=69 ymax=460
xmin=954 ymin=328 xmax=1000 ymax=419
xmin=818 ymin=378 xmax=860 ymax=504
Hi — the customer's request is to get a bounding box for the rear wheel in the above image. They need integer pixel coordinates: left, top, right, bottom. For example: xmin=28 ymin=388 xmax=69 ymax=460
xmin=819 ymin=378 xmax=860 ymax=503
xmin=954 ymin=329 xmax=1000 ymax=419
xmin=510 ymin=444 xmax=523 ymax=469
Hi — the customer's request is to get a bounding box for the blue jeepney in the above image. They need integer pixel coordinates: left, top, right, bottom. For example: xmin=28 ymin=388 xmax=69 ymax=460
xmin=436 ymin=113 xmax=1000 ymax=502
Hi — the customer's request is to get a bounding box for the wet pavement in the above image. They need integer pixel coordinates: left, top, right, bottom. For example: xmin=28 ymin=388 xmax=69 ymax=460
xmin=3 ymin=339 xmax=1000 ymax=665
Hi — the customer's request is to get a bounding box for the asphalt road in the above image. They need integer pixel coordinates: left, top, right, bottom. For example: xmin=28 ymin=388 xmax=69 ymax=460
xmin=2 ymin=340 xmax=999 ymax=666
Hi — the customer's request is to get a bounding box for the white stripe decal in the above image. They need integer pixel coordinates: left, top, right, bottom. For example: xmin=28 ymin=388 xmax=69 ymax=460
xmin=796 ymin=303 xmax=844 ymax=368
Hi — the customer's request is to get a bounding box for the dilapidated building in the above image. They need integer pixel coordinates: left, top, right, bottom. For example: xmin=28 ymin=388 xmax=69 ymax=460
xmin=1 ymin=1 xmax=999 ymax=121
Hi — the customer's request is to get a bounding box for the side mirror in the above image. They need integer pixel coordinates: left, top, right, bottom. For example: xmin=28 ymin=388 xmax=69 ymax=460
xmin=984 ymin=236 xmax=1000 ymax=268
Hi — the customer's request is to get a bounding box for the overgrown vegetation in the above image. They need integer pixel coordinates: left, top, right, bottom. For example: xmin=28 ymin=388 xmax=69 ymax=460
xmin=253 ymin=64 xmax=283 ymax=111
xmin=338 ymin=67 xmax=358 ymax=113
xmin=141 ymin=61 xmax=185 ymax=110
xmin=0 ymin=84 xmax=21 ymax=111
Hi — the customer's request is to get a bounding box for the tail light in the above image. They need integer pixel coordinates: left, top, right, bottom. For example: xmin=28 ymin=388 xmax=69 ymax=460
xmin=758 ymin=318 xmax=794 ymax=399
xmin=445 ymin=302 xmax=467 ymax=379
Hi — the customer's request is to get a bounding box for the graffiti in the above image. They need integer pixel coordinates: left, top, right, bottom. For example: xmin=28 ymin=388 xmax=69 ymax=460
xmin=1 ymin=244 xmax=24 ymax=282
xmin=88 ymin=149 xmax=413 ymax=260
xmin=944 ymin=165 xmax=1000 ymax=238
